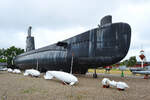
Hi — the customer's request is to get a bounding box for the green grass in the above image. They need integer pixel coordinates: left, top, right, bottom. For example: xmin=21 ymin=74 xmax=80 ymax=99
xmin=88 ymin=68 xmax=132 ymax=75
xmin=22 ymin=87 xmax=38 ymax=94
xmin=22 ymin=87 xmax=48 ymax=94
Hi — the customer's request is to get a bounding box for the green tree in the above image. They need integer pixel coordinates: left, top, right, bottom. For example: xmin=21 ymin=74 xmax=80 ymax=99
xmin=120 ymin=56 xmax=137 ymax=67
xmin=120 ymin=60 xmax=128 ymax=66
xmin=0 ymin=48 xmax=6 ymax=62
xmin=111 ymin=64 xmax=116 ymax=67
xmin=127 ymin=56 xmax=137 ymax=67
xmin=2 ymin=46 xmax=24 ymax=67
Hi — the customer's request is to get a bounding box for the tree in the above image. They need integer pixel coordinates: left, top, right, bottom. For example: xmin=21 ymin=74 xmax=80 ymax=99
xmin=127 ymin=56 xmax=137 ymax=67
xmin=0 ymin=48 xmax=6 ymax=62
xmin=120 ymin=56 xmax=137 ymax=67
xmin=120 ymin=60 xmax=128 ymax=66
xmin=1 ymin=46 xmax=24 ymax=67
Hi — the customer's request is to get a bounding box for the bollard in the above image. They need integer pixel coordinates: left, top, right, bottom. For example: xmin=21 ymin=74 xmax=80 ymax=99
xmin=121 ymin=71 xmax=124 ymax=77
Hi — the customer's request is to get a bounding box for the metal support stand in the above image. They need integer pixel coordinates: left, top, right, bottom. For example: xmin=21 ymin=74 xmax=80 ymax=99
xmin=93 ymin=68 xmax=97 ymax=78
xmin=70 ymin=53 xmax=74 ymax=74
xmin=36 ymin=54 xmax=39 ymax=70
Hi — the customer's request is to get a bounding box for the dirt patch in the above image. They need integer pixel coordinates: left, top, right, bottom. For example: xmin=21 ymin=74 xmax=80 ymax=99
xmin=0 ymin=71 xmax=150 ymax=100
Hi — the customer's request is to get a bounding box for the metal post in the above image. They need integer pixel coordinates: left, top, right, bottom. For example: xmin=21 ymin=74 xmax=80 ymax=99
xmin=93 ymin=68 xmax=97 ymax=78
xmin=36 ymin=58 xmax=38 ymax=70
xmin=70 ymin=53 xmax=74 ymax=74
xmin=36 ymin=52 xmax=38 ymax=70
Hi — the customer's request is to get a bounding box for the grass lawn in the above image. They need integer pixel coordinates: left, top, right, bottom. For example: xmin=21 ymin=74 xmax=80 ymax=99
xmin=88 ymin=68 xmax=133 ymax=75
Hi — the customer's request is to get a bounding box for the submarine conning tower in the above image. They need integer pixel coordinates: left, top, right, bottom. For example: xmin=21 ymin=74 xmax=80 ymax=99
xmin=26 ymin=26 xmax=35 ymax=52
xmin=100 ymin=15 xmax=112 ymax=25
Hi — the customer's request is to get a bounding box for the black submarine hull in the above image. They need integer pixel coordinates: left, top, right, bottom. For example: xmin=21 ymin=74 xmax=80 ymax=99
xmin=14 ymin=16 xmax=131 ymax=74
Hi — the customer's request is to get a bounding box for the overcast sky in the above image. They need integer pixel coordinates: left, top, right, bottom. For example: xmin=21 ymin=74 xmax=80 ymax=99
xmin=0 ymin=0 xmax=150 ymax=61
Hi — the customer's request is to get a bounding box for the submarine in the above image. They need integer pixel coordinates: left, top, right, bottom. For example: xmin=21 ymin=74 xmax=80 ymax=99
xmin=14 ymin=15 xmax=131 ymax=74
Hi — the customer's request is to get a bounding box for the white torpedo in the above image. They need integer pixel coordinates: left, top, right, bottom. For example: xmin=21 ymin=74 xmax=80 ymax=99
xmin=24 ymin=69 xmax=40 ymax=77
xmin=44 ymin=71 xmax=78 ymax=85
